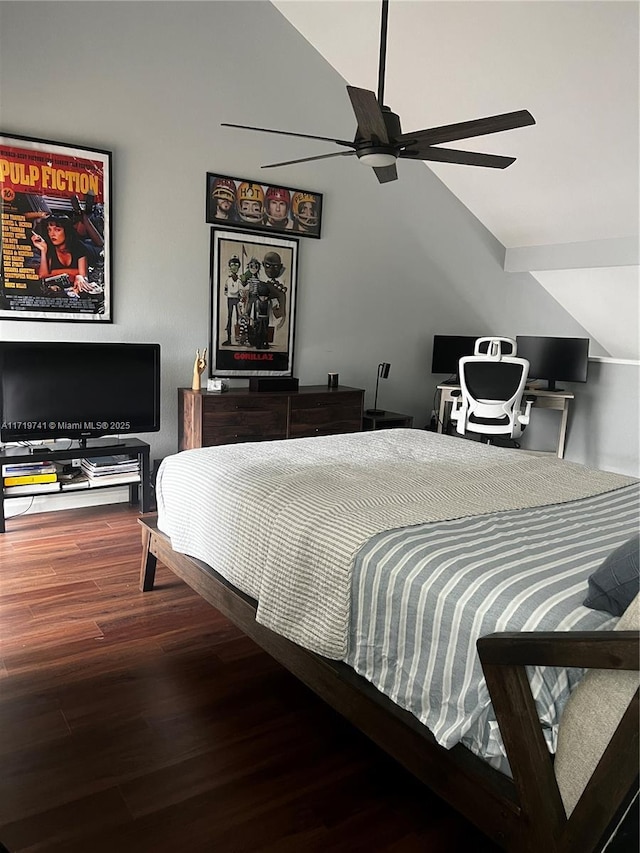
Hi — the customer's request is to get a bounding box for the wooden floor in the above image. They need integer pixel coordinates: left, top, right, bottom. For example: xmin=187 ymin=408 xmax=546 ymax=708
xmin=0 ymin=504 xmax=501 ymax=853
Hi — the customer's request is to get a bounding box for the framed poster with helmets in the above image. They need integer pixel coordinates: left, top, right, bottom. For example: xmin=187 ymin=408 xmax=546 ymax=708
xmin=209 ymin=229 xmax=299 ymax=377
xmin=206 ymin=172 xmax=322 ymax=239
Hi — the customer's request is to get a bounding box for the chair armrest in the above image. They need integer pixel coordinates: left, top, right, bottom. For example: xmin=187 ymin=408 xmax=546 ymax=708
xmin=477 ymin=630 xmax=639 ymax=852
xmin=518 ymin=396 xmax=535 ymax=426
xmin=449 ymin=389 xmax=463 ymax=425
xmin=477 ymin=631 xmax=639 ymax=671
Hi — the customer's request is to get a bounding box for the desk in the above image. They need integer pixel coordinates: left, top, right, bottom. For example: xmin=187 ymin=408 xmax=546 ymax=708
xmin=436 ymin=385 xmax=574 ymax=459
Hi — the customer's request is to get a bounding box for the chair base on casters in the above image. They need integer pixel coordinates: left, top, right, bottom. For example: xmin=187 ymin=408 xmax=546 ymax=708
xmin=477 ymin=435 xmax=521 ymax=449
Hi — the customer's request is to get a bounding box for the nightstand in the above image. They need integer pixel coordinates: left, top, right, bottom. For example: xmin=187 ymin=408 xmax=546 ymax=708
xmin=363 ymin=410 xmax=414 ymax=431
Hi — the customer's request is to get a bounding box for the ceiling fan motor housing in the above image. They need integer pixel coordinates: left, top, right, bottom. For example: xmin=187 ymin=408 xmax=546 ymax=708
xmin=355 ymin=106 xmax=402 ymax=165
xmin=382 ymin=107 xmax=402 ymax=140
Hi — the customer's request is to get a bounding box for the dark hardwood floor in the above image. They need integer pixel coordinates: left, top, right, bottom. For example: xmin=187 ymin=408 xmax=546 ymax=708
xmin=0 ymin=504 xmax=501 ymax=852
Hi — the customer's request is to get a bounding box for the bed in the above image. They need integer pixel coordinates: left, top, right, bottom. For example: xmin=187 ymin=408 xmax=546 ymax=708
xmin=141 ymin=428 xmax=639 ymax=852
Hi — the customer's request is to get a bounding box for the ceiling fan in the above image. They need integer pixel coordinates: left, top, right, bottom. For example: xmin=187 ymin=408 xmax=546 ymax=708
xmin=222 ymin=0 xmax=535 ymax=184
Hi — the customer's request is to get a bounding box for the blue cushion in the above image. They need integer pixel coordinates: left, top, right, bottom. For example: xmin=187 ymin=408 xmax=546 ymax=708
xmin=584 ymin=534 xmax=640 ymax=617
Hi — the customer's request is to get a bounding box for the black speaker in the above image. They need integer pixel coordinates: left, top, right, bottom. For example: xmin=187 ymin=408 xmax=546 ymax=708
xmin=249 ymin=376 xmax=299 ymax=393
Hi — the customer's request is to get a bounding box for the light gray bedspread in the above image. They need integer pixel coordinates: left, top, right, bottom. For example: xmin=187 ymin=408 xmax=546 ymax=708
xmin=156 ymin=429 xmax=635 ymax=659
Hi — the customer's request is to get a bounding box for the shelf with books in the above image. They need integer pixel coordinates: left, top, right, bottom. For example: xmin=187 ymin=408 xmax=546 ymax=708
xmin=0 ymin=437 xmax=151 ymax=533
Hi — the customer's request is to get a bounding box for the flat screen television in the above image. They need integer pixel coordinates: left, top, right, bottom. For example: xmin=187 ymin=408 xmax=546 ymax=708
xmin=431 ymin=335 xmax=480 ymax=380
xmin=515 ymin=336 xmax=589 ymax=391
xmin=0 ymin=341 xmax=161 ymax=445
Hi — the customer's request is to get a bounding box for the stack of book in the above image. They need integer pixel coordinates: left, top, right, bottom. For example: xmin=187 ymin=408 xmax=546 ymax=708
xmin=2 ymin=460 xmax=60 ymax=495
xmin=80 ymin=455 xmax=141 ymax=488
xmin=57 ymin=466 xmax=90 ymax=491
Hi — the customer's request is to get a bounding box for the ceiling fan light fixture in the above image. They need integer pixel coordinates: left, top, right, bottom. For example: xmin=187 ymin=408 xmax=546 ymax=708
xmin=357 ymin=150 xmax=397 ymax=168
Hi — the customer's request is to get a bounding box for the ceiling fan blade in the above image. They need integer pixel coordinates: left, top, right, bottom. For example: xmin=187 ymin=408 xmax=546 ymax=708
xmin=346 ymin=86 xmax=389 ymax=144
xmin=221 ymin=123 xmax=355 ymax=149
xmin=373 ymin=163 xmax=398 ymax=183
xmin=396 ymin=110 xmax=535 ymax=147
xmin=401 ymin=146 xmax=516 ymax=169
xmin=262 ymin=150 xmax=356 ymax=169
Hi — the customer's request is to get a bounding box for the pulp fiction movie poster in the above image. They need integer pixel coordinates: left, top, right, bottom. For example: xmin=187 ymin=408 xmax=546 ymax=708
xmin=0 ymin=133 xmax=111 ymax=322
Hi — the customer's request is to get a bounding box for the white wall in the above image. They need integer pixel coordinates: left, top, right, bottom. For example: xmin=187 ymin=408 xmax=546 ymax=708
xmin=531 ymin=267 xmax=639 ymax=360
xmin=0 ymin=1 xmax=636 ymax=522
xmin=565 ymin=359 xmax=640 ymax=477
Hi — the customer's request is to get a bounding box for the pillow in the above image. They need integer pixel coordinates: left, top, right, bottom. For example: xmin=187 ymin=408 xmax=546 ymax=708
xmin=584 ymin=534 xmax=640 ymax=617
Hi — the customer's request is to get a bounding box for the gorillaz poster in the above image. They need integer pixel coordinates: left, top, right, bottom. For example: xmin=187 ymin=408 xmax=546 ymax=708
xmin=206 ymin=172 xmax=322 ymax=239
xmin=210 ymin=229 xmax=298 ymax=377
xmin=0 ymin=132 xmax=111 ymax=322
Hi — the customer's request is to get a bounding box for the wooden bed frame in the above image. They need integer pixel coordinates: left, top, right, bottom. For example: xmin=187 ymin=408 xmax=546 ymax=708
xmin=139 ymin=516 xmax=638 ymax=853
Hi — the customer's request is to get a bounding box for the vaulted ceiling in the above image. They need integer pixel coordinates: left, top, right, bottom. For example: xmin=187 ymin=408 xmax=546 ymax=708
xmin=272 ymin=0 xmax=639 ymax=358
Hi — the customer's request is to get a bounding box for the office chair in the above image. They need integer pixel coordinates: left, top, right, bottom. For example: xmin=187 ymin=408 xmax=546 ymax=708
xmin=450 ymin=337 xmax=533 ymax=443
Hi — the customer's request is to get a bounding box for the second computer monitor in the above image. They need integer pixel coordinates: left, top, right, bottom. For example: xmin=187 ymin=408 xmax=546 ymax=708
xmin=515 ymin=336 xmax=589 ymax=391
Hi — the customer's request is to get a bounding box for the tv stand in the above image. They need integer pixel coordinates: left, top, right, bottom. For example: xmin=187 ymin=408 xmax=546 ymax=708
xmin=0 ymin=437 xmax=151 ymax=533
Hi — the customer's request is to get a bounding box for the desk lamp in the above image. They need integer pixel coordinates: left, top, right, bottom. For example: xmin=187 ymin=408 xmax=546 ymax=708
xmin=366 ymin=362 xmax=391 ymax=415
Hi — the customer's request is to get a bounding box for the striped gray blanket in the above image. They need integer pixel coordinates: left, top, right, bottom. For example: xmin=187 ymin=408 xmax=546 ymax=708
xmin=156 ymin=429 xmax=635 ymax=659
xmin=345 ymin=482 xmax=639 ymax=770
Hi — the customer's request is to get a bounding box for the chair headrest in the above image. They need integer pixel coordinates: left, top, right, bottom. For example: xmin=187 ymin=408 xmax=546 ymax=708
xmin=474 ymin=337 xmax=518 ymax=358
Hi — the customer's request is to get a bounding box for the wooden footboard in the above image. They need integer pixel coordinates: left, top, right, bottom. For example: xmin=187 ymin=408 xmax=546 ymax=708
xmin=138 ymin=516 xmax=638 ymax=853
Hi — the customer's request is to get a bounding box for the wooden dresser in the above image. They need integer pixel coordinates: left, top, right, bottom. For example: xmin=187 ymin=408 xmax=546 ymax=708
xmin=178 ymin=385 xmax=364 ymax=450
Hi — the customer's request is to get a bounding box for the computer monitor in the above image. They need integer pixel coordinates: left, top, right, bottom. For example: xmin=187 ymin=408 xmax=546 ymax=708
xmin=431 ymin=335 xmax=480 ymax=381
xmin=515 ymin=336 xmax=589 ymax=391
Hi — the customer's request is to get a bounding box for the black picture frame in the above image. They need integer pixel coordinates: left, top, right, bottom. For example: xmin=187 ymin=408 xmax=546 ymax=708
xmin=206 ymin=172 xmax=322 ymax=239
xmin=209 ymin=229 xmax=299 ymax=378
xmin=0 ymin=131 xmax=112 ymax=323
